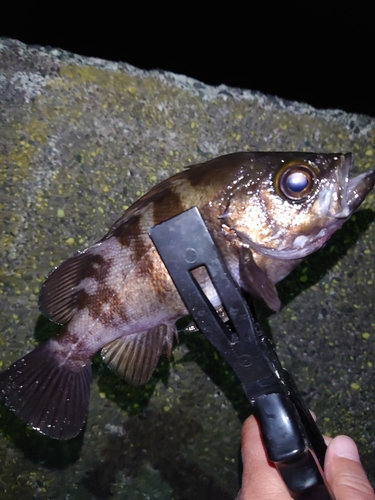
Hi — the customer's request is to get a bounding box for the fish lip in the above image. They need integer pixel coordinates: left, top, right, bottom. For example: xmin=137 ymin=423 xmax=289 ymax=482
xmin=335 ymin=153 xmax=375 ymax=216
xmin=347 ymin=168 xmax=375 ymax=212
xmin=320 ymin=153 xmax=374 ymax=219
xmin=335 ymin=152 xmax=351 ymax=217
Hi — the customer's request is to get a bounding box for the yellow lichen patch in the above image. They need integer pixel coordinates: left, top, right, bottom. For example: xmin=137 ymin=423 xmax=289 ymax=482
xmin=59 ymin=64 xmax=137 ymax=92
xmin=127 ymin=86 xmax=137 ymax=96
xmin=8 ymin=141 xmax=35 ymax=173
xmin=350 ymin=382 xmax=360 ymax=390
xmin=60 ymin=65 xmax=110 ymax=84
xmin=142 ymin=76 xmax=166 ymax=95
xmin=26 ymin=119 xmax=48 ymax=143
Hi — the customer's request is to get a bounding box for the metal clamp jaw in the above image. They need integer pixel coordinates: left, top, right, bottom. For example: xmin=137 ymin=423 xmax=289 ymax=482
xmin=149 ymin=207 xmax=335 ymax=500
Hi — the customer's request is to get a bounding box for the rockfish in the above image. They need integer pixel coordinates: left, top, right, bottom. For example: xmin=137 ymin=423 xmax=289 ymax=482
xmin=0 ymin=152 xmax=374 ymax=439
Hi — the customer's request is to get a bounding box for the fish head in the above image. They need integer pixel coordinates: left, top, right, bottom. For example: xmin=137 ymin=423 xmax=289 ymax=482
xmin=223 ymin=152 xmax=375 ymax=283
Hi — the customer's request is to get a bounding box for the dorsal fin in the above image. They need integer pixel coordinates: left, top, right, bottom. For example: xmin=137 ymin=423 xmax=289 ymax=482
xmin=101 ymin=324 xmax=177 ymax=386
xmin=38 ymin=248 xmax=101 ymax=324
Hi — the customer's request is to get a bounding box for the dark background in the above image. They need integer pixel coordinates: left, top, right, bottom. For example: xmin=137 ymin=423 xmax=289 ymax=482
xmin=1 ymin=6 xmax=374 ymax=117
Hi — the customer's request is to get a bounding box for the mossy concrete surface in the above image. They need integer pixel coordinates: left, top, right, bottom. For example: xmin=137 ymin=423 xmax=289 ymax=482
xmin=0 ymin=38 xmax=374 ymax=499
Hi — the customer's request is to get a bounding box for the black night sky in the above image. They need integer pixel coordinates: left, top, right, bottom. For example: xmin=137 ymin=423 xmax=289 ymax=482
xmin=1 ymin=6 xmax=374 ymax=118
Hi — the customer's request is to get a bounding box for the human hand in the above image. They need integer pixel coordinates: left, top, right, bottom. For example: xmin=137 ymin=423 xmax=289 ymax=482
xmin=237 ymin=414 xmax=375 ymax=500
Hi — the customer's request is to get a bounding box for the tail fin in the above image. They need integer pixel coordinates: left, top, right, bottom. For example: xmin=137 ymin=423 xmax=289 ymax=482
xmin=0 ymin=342 xmax=91 ymax=440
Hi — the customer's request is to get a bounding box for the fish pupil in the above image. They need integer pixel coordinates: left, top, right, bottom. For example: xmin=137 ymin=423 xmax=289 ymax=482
xmin=286 ymin=171 xmax=309 ymax=192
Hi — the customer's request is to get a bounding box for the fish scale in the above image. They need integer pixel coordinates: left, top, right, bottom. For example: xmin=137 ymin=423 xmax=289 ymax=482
xmin=0 ymin=151 xmax=374 ymax=439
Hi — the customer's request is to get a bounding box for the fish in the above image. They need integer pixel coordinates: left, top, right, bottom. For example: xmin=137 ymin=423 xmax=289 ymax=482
xmin=0 ymin=152 xmax=374 ymax=440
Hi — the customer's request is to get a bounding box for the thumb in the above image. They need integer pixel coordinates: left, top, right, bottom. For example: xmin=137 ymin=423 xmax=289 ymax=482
xmin=325 ymin=435 xmax=375 ymax=500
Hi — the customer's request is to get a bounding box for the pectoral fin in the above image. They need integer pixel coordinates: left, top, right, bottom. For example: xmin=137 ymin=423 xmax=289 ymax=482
xmin=239 ymin=247 xmax=281 ymax=312
xmin=101 ymin=324 xmax=177 ymax=386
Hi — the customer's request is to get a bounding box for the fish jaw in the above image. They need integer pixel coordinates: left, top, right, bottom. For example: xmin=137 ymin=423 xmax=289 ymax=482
xmin=229 ymin=154 xmax=375 ymax=263
xmin=288 ymin=155 xmax=375 ymax=258
xmin=317 ymin=153 xmax=375 ymax=219
xmin=345 ymin=168 xmax=375 ymax=213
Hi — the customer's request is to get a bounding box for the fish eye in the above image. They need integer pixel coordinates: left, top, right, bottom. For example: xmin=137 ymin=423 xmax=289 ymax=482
xmin=274 ymin=161 xmax=318 ymax=202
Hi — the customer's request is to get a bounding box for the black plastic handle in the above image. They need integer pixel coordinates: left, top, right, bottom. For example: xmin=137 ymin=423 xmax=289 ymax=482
xmin=254 ymin=393 xmax=334 ymax=499
xmin=149 ymin=207 xmax=335 ymax=500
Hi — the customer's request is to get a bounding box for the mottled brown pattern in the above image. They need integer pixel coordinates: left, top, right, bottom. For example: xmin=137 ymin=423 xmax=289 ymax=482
xmin=84 ymin=253 xmax=110 ymax=278
xmin=127 ymin=216 xmax=152 ymax=268
xmin=102 ymin=176 xmax=179 ymax=241
xmin=185 ymin=153 xmax=247 ymax=187
xmin=76 ymin=287 xmax=120 ymax=325
xmin=137 ymin=247 xmax=170 ymax=302
xmin=39 ymin=250 xmax=113 ymax=324
xmin=111 ymin=185 xmax=185 ymax=306
xmin=75 ymin=252 xmax=126 ymax=325
xmin=111 ymin=214 xmax=141 ymax=247
xmin=151 ymin=186 xmax=185 ymax=226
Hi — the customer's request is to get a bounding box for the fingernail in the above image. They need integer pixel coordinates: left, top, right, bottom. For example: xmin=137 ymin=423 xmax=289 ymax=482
xmin=331 ymin=435 xmax=361 ymax=464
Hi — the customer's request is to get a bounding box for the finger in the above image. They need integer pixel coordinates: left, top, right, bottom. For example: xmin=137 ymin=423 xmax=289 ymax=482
xmin=325 ymin=435 xmax=375 ymax=500
xmin=324 ymin=435 xmax=333 ymax=446
xmin=239 ymin=415 xmax=292 ymax=500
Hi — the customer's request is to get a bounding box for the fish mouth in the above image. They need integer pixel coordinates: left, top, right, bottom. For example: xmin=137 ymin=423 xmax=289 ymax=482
xmin=346 ymin=166 xmax=375 ymax=213
xmin=238 ymin=155 xmax=375 ymax=261
xmin=323 ymin=153 xmax=375 ymax=218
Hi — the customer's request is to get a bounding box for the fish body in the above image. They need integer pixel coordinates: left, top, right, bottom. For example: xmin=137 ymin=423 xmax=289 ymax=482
xmin=0 ymin=152 xmax=374 ymax=439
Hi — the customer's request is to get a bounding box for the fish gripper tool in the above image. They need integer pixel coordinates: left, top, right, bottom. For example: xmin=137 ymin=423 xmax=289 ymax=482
xmin=149 ymin=206 xmax=335 ymax=500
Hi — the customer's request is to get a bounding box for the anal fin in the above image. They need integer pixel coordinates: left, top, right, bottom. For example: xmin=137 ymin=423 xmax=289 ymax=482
xmin=101 ymin=324 xmax=177 ymax=386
